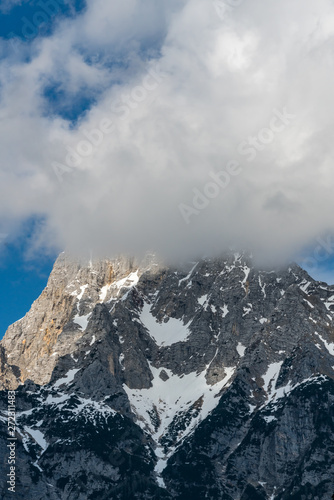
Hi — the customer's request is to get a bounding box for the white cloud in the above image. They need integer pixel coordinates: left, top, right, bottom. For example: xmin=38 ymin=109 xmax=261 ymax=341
xmin=1 ymin=0 xmax=334 ymax=265
xmin=0 ymin=0 xmax=27 ymax=13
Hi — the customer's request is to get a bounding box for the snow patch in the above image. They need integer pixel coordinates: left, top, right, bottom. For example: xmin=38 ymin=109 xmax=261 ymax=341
xmin=124 ymin=363 xmax=236 ymax=480
xmin=299 ymin=281 xmax=311 ymax=293
xmin=258 ymin=276 xmax=266 ymax=298
xmin=119 ymin=353 xmax=125 ymax=370
xmin=198 ymin=294 xmax=207 ymax=306
xmin=303 ymin=298 xmax=314 ymax=309
xmin=236 ymin=342 xmax=246 ymax=357
xmin=99 ymin=284 xmax=111 ymax=302
xmin=73 ymin=312 xmax=91 ymax=331
xmin=324 ymin=300 xmax=334 ymax=312
xmin=53 ymin=368 xmax=81 ymax=388
xmin=140 ymin=303 xmax=191 ymax=346
xmin=24 ymin=427 xmax=48 ymax=452
xmin=243 ymin=303 xmax=252 ymax=316
xmin=263 ymin=415 xmax=276 ymax=423
xmin=221 ymin=304 xmax=229 ymax=318
xmin=262 ymin=375 xmax=327 ymax=412
xmin=241 ymin=266 xmax=250 ymax=291
xmin=101 ymin=271 xmax=140 ymax=303
xmin=178 ymin=262 xmax=198 ymax=285
xmin=32 ymin=460 xmax=43 ymax=472
xmin=114 ymin=271 xmax=139 ymax=290
xmin=315 ymin=332 xmax=334 ymax=356
xmin=77 ymin=284 xmax=88 ymax=301
xmin=262 ymin=362 xmax=283 ymax=394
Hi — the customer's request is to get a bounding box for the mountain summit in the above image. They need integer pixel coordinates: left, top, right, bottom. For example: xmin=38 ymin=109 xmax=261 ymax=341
xmin=0 ymin=252 xmax=333 ymax=499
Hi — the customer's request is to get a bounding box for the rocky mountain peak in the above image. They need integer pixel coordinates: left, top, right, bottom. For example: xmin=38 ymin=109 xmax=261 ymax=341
xmin=0 ymin=251 xmax=333 ymax=499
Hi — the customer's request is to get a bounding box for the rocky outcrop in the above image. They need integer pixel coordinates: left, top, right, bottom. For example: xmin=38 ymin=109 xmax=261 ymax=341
xmin=0 ymin=252 xmax=333 ymax=499
xmin=0 ymin=253 xmax=158 ymax=389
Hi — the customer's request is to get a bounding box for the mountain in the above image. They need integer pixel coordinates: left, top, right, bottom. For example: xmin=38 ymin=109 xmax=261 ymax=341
xmin=0 ymin=252 xmax=333 ymax=499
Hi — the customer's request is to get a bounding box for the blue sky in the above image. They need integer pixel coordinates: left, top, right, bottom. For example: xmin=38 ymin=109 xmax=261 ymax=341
xmin=0 ymin=0 xmax=86 ymax=40
xmin=0 ymin=218 xmax=57 ymax=339
xmin=1 ymin=0 xmax=334 ymax=338
xmin=302 ymin=258 xmax=334 ymax=287
xmin=0 ymin=0 xmax=86 ymax=339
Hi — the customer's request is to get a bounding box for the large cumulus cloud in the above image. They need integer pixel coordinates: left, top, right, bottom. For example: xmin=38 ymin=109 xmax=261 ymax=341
xmin=1 ymin=0 xmax=334 ymax=265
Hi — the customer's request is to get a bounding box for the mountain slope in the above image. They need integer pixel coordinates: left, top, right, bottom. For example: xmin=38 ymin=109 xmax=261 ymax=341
xmin=0 ymin=252 xmax=333 ymax=499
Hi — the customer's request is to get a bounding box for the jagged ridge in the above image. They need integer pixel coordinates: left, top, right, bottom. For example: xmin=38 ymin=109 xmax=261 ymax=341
xmin=0 ymin=252 xmax=333 ymax=499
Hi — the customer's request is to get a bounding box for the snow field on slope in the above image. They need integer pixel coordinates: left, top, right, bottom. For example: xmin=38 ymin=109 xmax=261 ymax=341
xmin=53 ymin=368 xmax=81 ymax=388
xmin=315 ymin=331 xmax=334 ymax=356
xmin=236 ymin=342 xmax=246 ymax=357
xmin=139 ymin=302 xmax=192 ymax=346
xmin=99 ymin=270 xmax=139 ymax=302
xmin=73 ymin=312 xmax=91 ymax=330
xmin=262 ymin=362 xmax=283 ymax=394
xmin=123 ymin=363 xmax=236 ymax=480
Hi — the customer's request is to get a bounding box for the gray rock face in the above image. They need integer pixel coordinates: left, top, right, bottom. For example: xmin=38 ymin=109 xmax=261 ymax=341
xmin=0 ymin=252 xmax=333 ymax=499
